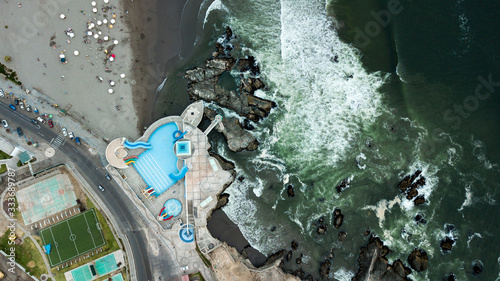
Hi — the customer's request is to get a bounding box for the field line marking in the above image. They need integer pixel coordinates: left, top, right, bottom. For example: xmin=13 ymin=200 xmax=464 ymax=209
xmin=83 ymin=212 xmax=97 ymax=248
xmin=67 ymin=220 xmax=80 ymax=256
xmin=49 ymin=227 xmax=62 ymax=265
xmin=91 ymin=209 xmax=106 ymax=247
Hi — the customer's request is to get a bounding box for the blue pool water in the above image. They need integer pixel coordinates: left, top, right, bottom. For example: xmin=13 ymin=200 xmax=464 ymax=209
xmin=131 ymin=123 xmax=188 ymax=195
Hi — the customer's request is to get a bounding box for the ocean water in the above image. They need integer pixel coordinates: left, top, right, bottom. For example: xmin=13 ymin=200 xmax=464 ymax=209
xmin=163 ymin=0 xmax=500 ymax=279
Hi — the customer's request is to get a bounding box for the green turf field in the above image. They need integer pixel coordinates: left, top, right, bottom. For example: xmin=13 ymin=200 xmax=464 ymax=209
xmin=40 ymin=209 xmax=106 ymax=267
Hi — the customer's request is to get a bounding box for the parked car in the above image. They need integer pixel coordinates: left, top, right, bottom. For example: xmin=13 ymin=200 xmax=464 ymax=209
xmin=31 ymin=119 xmax=38 ymax=125
xmin=16 ymin=127 xmax=23 ymax=137
xmin=9 ymin=104 xmax=16 ymax=110
xmin=0 ymin=89 xmax=4 ymax=97
xmin=19 ymin=103 xmax=24 ymax=110
xmin=62 ymin=127 xmax=68 ymax=136
xmin=48 ymin=119 xmax=54 ymax=128
xmin=75 ymin=137 xmax=81 ymax=146
xmin=98 ymin=185 xmax=104 ymax=192
xmin=105 ymin=174 xmax=111 ymax=181
xmin=2 ymin=120 xmax=8 ymax=128
xmin=68 ymin=132 xmax=74 ymax=140
xmin=37 ymin=116 xmax=45 ymax=123
xmin=26 ymin=105 xmax=31 ymax=112
xmin=14 ymin=99 xmax=19 ymax=105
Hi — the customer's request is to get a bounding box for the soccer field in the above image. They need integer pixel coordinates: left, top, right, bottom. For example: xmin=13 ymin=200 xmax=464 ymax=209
xmin=40 ymin=209 xmax=106 ymax=267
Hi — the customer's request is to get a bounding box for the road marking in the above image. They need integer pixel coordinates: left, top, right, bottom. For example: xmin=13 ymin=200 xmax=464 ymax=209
xmin=37 ymin=132 xmax=45 ymax=137
xmin=50 ymin=135 xmax=66 ymax=149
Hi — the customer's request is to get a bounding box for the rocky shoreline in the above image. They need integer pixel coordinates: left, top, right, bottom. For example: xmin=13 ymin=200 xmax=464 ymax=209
xmin=184 ymin=27 xmax=276 ymax=152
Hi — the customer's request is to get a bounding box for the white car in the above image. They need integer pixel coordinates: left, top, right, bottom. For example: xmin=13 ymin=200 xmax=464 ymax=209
xmin=37 ymin=116 xmax=45 ymax=124
xmin=68 ymin=132 xmax=74 ymax=140
xmin=62 ymin=127 xmax=68 ymax=136
xmin=0 ymin=89 xmax=4 ymax=97
xmin=20 ymin=103 xmax=24 ymax=110
xmin=98 ymin=185 xmax=104 ymax=192
xmin=1 ymin=120 xmax=8 ymax=128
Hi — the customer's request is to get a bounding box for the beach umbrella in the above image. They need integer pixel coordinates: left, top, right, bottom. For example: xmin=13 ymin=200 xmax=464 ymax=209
xmin=60 ymin=14 xmax=66 ymax=19
xmin=59 ymin=54 xmax=65 ymax=58
xmin=97 ymin=20 xmax=102 ymax=26
xmin=112 ymin=13 xmax=116 ymax=18
xmin=109 ymin=24 xmax=113 ymax=29
xmin=74 ymin=50 xmax=79 ymax=56
xmin=108 ymin=89 xmax=113 ymax=94
xmin=103 ymin=19 xmax=108 ymax=24
xmin=86 ymin=31 xmax=93 ymax=36
xmin=113 ymin=39 xmax=118 ymax=45
xmin=111 ymin=54 xmax=115 ymax=58
xmin=93 ymin=34 xmax=99 ymax=39
xmin=103 ymin=36 xmax=109 ymax=41
xmin=60 ymin=58 xmax=66 ymax=62
xmin=109 ymin=57 xmax=114 ymax=62
xmin=91 ymin=1 xmax=96 ymax=6
xmin=110 ymin=19 xmax=116 ymax=24
xmin=120 ymin=73 xmax=125 ymax=78
xmin=110 ymin=81 xmax=115 ymax=86
xmin=68 ymin=32 xmax=74 ymax=38
xmin=92 ymin=7 xmax=97 ymax=13
xmin=98 ymin=31 xmax=102 ymax=35
xmin=104 ymin=0 xmax=109 ymax=3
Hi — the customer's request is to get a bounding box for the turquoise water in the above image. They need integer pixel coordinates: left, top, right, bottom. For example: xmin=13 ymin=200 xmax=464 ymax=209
xmin=157 ymin=0 xmax=500 ymax=279
xmin=133 ymin=123 xmax=181 ymax=195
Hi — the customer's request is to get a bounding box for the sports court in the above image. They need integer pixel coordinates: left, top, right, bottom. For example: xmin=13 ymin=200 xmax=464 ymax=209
xmin=131 ymin=123 xmax=188 ymax=195
xmin=40 ymin=209 xmax=106 ymax=267
xmin=17 ymin=174 xmax=77 ymax=225
xmin=64 ymin=251 xmax=125 ymax=281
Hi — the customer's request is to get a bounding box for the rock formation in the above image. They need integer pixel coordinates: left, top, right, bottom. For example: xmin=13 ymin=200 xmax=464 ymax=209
xmin=333 ymin=208 xmax=344 ymax=229
xmin=352 ymin=236 xmax=412 ymax=281
xmin=336 ymin=178 xmax=350 ymax=193
xmin=319 ymin=260 xmax=331 ymax=280
xmin=287 ymin=185 xmax=295 ymax=197
xmin=291 ymin=240 xmax=298 ymax=251
xmin=440 ymin=237 xmax=455 ymax=252
xmin=398 ymin=170 xmax=427 ymax=205
xmin=407 ymin=248 xmax=429 ymax=272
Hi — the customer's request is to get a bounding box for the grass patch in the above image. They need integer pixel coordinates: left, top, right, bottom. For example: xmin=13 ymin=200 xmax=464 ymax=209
xmin=195 ymin=244 xmax=212 ymax=267
xmin=0 ymin=231 xmax=48 ymax=278
xmin=0 ymin=164 xmax=7 ymax=174
xmin=189 ymin=272 xmax=206 ymax=281
xmin=0 ymin=150 xmax=12 ymax=160
xmin=50 ymin=199 xmax=121 ymax=281
xmin=0 ymin=62 xmax=22 ymax=85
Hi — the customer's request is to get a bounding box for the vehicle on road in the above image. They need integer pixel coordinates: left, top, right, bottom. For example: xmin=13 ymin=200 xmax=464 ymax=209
xmin=9 ymin=104 xmax=16 ymax=110
xmin=26 ymin=105 xmax=31 ymax=112
xmin=105 ymin=174 xmax=111 ymax=181
xmin=48 ymin=119 xmax=54 ymax=128
xmin=62 ymin=127 xmax=68 ymax=136
xmin=75 ymin=137 xmax=81 ymax=146
xmin=2 ymin=120 xmax=8 ymax=128
xmin=16 ymin=127 xmax=23 ymax=137
xmin=0 ymin=89 xmax=4 ymax=97
xmin=98 ymin=185 xmax=104 ymax=192
xmin=31 ymin=119 xmax=38 ymax=125
xmin=37 ymin=116 xmax=45 ymax=123
xmin=68 ymin=132 xmax=74 ymax=140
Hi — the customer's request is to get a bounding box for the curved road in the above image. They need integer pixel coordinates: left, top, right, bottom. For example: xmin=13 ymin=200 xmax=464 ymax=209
xmin=0 ymin=101 xmax=179 ymax=280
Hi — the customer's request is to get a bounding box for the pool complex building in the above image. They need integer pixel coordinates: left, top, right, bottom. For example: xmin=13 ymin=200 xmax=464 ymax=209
xmin=122 ymin=122 xmax=189 ymax=197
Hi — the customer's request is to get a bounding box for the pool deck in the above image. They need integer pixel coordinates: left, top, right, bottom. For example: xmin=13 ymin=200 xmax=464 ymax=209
xmin=105 ymin=101 xmax=238 ymax=279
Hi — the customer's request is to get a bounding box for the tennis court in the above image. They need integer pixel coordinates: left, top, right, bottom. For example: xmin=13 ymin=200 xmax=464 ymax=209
xmin=17 ymin=174 xmax=77 ymax=225
xmin=40 ymin=209 xmax=106 ymax=267
xmin=65 ymin=251 xmax=125 ymax=281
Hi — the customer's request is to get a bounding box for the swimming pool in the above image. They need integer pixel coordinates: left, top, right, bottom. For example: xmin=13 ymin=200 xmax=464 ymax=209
xmin=131 ymin=123 xmax=188 ymax=196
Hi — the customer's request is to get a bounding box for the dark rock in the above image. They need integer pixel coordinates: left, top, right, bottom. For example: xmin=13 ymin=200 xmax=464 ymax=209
xmin=305 ymin=275 xmax=313 ymax=281
xmin=204 ymin=108 xmax=259 ymax=152
xmin=317 ymin=223 xmax=328 ymax=235
xmin=414 ymin=195 xmax=426 ymax=205
xmin=241 ymin=250 xmax=248 ymax=259
xmin=270 ymin=226 xmax=276 ymax=232
xmin=440 ymin=237 xmax=454 ymax=252
xmin=472 ymin=260 xmax=483 ymax=277
xmin=262 ymin=250 xmax=286 ymax=267
xmin=319 ymin=260 xmax=331 ymax=279
xmin=296 ymin=254 xmax=303 ymax=265
xmin=333 ymin=209 xmax=344 ymax=229
xmin=353 ymin=237 xmax=411 ymax=281
xmin=215 ymin=193 xmax=230 ymax=209
xmin=407 ymin=248 xmax=429 ymax=272
xmin=292 ymin=268 xmax=305 ymax=279
xmin=237 ymin=176 xmax=245 ymax=181
xmin=287 ymin=185 xmax=295 ymax=197
xmin=406 ymin=185 xmax=419 ymax=200
xmin=445 ymin=273 xmax=456 ymax=281
xmin=286 ymin=250 xmax=292 ymax=262
xmin=209 ymin=152 xmax=235 ymax=171
xmin=291 ymin=240 xmax=299 ymax=251
xmin=336 ymin=178 xmax=350 ymax=193
xmin=338 ymin=232 xmax=347 ymax=242
xmin=318 ymin=217 xmax=324 ymax=224
xmin=242 ymin=118 xmax=254 ymax=130
xmin=415 ymin=214 xmax=427 ymax=225
xmin=238 ymin=56 xmax=260 ymax=75
xmin=364 ymin=228 xmax=371 ymax=236
xmin=240 ymin=77 xmax=265 ymax=94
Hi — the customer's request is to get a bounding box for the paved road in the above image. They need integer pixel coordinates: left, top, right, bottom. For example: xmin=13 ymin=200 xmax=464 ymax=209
xmin=0 ymin=101 xmax=179 ymax=280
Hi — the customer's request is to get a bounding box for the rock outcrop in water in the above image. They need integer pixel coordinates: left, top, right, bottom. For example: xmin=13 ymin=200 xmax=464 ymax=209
xmin=407 ymin=248 xmax=429 ymax=272
xmin=204 ymin=107 xmax=259 ymax=152
xmin=185 ymin=27 xmax=276 ymax=152
xmin=353 ymin=236 xmax=412 ymax=281
xmin=319 ymin=260 xmax=331 ymax=279
xmin=398 ymin=170 xmax=427 ymax=205
xmin=336 ymin=177 xmax=351 ymax=193
xmin=333 ymin=208 xmax=344 ymax=229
